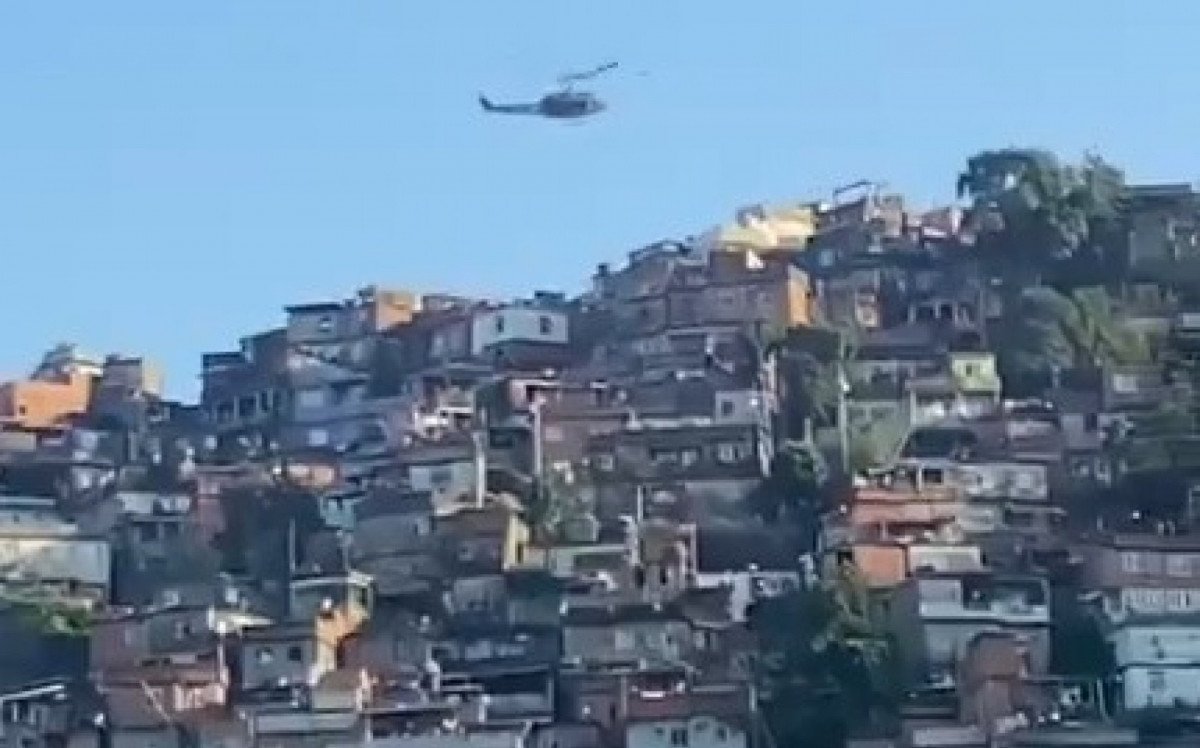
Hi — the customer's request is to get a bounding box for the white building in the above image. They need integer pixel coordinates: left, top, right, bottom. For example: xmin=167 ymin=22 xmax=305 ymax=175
xmin=694 ymin=569 xmax=800 ymax=623
xmin=470 ymin=305 xmax=568 ymax=356
xmin=624 ymin=684 xmax=752 ymax=748
xmin=0 ymin=497 xmax=110 ymax=604
xmin=627 ymin=715 xmax=747 ymax=748
xmin=1111 ymin=621 xmax=1200 ymax=712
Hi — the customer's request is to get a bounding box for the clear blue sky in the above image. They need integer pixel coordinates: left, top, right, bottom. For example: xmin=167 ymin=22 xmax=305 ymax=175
xmin=2 ymin=1 xmax=1198 ymax=399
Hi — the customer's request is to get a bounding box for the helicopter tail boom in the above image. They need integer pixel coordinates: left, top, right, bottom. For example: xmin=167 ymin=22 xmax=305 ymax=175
xmin=478 ymin=95 xmax=542 ymax=116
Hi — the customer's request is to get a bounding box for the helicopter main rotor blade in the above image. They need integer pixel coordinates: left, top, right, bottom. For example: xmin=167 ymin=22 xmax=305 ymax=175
xmin=557 ymin=61 xmax=619 ymax=85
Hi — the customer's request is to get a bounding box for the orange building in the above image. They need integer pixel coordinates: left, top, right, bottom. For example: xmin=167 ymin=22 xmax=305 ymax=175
xmin=0 ymin=371 xmax=94 ymax=429
xmin=823 ymin=465 xmax=990 ymax=589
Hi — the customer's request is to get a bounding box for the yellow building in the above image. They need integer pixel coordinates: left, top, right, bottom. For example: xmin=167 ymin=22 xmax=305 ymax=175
xmin=704 ymin=202 xmax=820 ymax=253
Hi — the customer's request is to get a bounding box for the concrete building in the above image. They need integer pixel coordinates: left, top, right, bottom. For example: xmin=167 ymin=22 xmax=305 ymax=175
xmin=1110 ymin=617 xmax=1200 ymax=713
xmin=888 ymin=570 xmax=1051 ymax=688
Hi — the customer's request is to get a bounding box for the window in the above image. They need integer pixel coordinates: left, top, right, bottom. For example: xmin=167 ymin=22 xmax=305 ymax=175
xmin=680 ymin=448 xmax=700 ymax=467
xmin=614 ymin=630 xmax=635 ymax=651
xmin=287 ymin=645 xmax=303 ymax=663
xmin=595 ymin=453 xmax=615 ymax=471
xmin=716 ymin=726 xmax=728 ymax=741
xmin=1121 ymin=551 xmax=1155 ymax=574
xmin=495 ymin=315 xmax=506 ymax=334
xmin=539 ymin=315 xmax=553 ymax=335
xmin=1167 ymin=554 xmax=1194 ymax=578
xmin=719 ymin=400 xmax=736 ymax=417
xmin=717 ymin=442 xmax=750 ymax=463
xmin=317 ymin=315 xmax=334 ymax=333
xmin=1111 ymin=373 xmax=1138 ymax=395
xmin=1148 ymin=670 xmax=1167 ymax=691
xmin=650 ymin=448 xmax=680 ymax=466
xmin=429 ymin=466 xmax=453 ymax=487
xmin=670 ymin=728 xmax=689 ymax=747
xmin=296 ymin=389 xmax=328 ymax=410
xmin=1165 ymin=589 xmax=1191 ymax=612
xmin=256 ymin=647 xmax=274 ymax=664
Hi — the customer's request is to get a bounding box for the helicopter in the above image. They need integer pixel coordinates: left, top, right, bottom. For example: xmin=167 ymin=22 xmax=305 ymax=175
xmin=479 ymin=62 xmax=618 ymax=120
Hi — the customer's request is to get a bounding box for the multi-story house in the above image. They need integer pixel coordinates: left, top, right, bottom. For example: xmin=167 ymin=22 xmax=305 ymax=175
xmin=469 ymin=297 xmax=571 ymax=364
xmin=284 ymin=287 xmax=420 ymax=367
xmin=199 ymin=327 xmax=291 ymax=449
xmin=349 ymin=487 xmax=440 ymax=599
xmin=240 ymin=620 xmax=340 ymax=692
xmin=897 ymin=457 xmax=1061 ymax=565
xmin=562 ymin=601 xmax=692 ymax=667
xmin=624 ymin=682 xmax=753 ymax=748
xmin=1125 ymin=182 xmax=1200 ymax=269
xmin=0 ymin=495 xmax=110 ymax=608
xmin=89 ymin=581 xmax=268 ymax=673
xmin=907 ymin=351 xmax=1003 ymax=426
xmin=887 ymin=570 xmax=1052 ymax=688
xmin=594 ymin=241 xmax=814 ymax=351
xmin=426 ymin=499 xmax=535 ymax=623
xmin=822 ymin=462 xmax=998 ymax=589
xmin=1110 ymin=618 xmax=1200 ymax=714
xmin=1076 ymin=532 xmax=1200 ymax=622
xmin=202 ymin=287 xmax=419 ymax=455
xmin=0 ymin=679 xmax=105 ymax=748
xmin=394 ymin=433 xmax=484 ymax=513
xmin=584 ymin=420 xmax=770 ymax=521
xmin=0 ymin=345 xmax=97 ymax=430
xmin=88 ymin=354 xmax=167 ymax=433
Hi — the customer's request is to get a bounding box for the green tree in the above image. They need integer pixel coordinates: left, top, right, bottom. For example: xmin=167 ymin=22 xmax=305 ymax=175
xmin=527 ymin=469 xmax=579 ymax=543
xmin=749 ymin=570 xmax=894 ymax=748
xmin=1050 ymin=602 xmax=1114 ymax=680
xmin=995 ymin=286 xmax=1149 ymax=387
xmin=772 ymin=326 xmax=855 ymax=439
xmin=748 ymin=440 xmax=823 ymax=524
xmin=7 ymin=600 xmax=93 ymax=637
xmin=957 ymin=149 xmax=1125 ymax=280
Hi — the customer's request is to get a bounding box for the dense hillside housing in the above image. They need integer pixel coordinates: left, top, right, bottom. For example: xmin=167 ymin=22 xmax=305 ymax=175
xmin=8 ymin=164 xmax=1200 ymax=747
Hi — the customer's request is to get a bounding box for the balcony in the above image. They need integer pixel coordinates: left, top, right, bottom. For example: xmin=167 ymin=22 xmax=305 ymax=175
xmin=292 ymin=394 xmax=412 ymax=426
xmin=918 ymin=596 xmax=1049 ymax=624
xmin=248 ymin=708 xmax=363 ymax=737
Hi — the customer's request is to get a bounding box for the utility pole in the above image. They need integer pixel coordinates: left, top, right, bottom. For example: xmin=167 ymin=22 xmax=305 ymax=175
xmin=530 ymin=395 xmax=545 ymax=490
xmin=837 ymin=361 xmax=851 ymax=474
xmin=472 ymin=409 xmax=488 ymax=508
